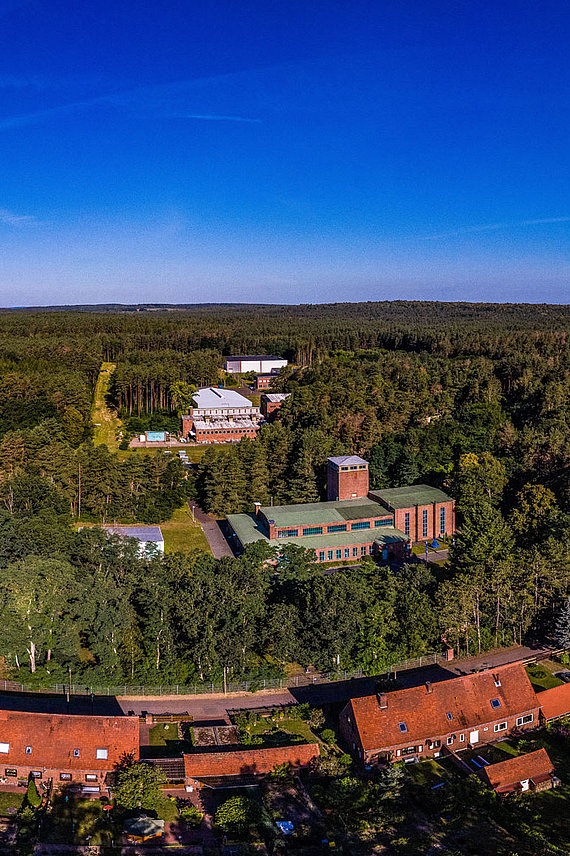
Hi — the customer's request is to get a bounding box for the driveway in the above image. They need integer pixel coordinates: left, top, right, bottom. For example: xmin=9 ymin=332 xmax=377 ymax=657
xmin=189 ymin=502 xmax=233 ymax=558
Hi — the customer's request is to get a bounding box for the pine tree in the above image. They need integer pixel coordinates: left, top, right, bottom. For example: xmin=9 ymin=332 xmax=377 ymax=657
xmin=555 ymin=598 xmax=570 ymax=647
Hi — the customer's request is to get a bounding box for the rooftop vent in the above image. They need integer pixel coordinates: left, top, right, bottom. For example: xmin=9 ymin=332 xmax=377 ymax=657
xmin=426 ymin=681 xmax=433 ymax=693
xmin=377 ymin=692 xmax=388 ymax=709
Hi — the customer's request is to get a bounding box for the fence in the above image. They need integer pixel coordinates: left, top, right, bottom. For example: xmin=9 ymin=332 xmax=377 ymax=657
xmin=1 ymin=648 xmax=557 ymax=699
xmin=0 ymin=653 xmax=447 ymax=698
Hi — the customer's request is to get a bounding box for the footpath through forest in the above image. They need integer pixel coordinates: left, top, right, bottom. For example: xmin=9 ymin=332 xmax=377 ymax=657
xmin=92 ymin=361 xmax=121 ymax=451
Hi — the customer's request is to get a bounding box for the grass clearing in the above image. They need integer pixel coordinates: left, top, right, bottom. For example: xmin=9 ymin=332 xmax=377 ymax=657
xmin=161 ymin=506 xmax=211 ymax=554
xmin=525 ymin=661 xmax=564 ymax=691
xmin=0 ymin=791 xmax=24 ymax=815
xmin=92 ymin=362 xmax=121 ymax=451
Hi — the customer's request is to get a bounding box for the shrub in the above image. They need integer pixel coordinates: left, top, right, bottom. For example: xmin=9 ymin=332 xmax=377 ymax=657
xmin=26 ymin=778 xmax=41 ymax=808
xmin=320 ymin=728 xmax=337 ymax=745
xmin=308 ymin=708 xmax=325 ymax=729
xmin=214 ymin=795 xmax=260 ymax=834
xmin=179 ymin=804 xmax=203 ymax=827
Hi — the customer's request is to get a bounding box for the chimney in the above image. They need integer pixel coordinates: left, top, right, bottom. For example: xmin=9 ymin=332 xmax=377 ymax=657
xmin=377 ymin=692 xmax=387 ymax=709
xmin=254 ymin=502 xmax=261 ymax=516
xmin=426 ymin=681 xmax=432 ymax=693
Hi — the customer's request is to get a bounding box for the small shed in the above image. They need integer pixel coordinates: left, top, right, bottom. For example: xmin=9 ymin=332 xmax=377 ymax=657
xmin=103 ymin=525 xmax=165 ymax=554
xmin=481 ymin=748 xmax=557 ymax=794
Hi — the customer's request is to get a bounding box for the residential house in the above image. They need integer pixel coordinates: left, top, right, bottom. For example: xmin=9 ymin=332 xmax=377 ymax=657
xmin=0 ymin=710 xmax=139 ymax=795
xmin=339 ymin=664 xmax=539 ymax=764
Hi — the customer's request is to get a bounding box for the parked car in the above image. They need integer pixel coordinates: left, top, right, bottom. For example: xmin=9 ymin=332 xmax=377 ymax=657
xmin=555 ymin=670 xmax=570 ymax=683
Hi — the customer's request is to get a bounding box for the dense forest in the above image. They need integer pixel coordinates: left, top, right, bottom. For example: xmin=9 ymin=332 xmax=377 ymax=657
xmin=0 ymin=302 xmax=568 ymax=686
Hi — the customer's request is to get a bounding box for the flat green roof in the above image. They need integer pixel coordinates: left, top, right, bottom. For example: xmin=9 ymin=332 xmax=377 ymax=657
xmin=259 ymin=496 xmax=389 ymax=529
xmin=227 ymin=512 xmax=407 ymax=551
xmin=369 ymin=484 xmax=453 ymax=509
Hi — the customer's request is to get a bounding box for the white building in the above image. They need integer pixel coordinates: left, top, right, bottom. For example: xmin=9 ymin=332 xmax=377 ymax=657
xmin=103 ymin=525 xmax=165 ymax=554
xmin=223 ymin=355 xmax=288 ymax=374
xmin=189 ymin=387 xmax=260 ymax=419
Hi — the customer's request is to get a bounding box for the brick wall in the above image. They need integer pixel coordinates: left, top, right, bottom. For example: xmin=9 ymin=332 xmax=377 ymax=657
xmin=181 ymin=415 xmax=193 ymax=437
xmin=184 ymin=743 xmax=320 ymax=780
xmin=327 ymin=465 xmax=369 ymax=501
xmin=393 ymin=500 xmax=456 ymax=543
xmin=194 ymin=424 xmax=260 ymax=443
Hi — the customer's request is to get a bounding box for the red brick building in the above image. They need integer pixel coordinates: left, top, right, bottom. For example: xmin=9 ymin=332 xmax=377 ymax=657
xmin=481 ymin=748 xmax=556 ymax=794
xmin=327 ymin=456 xmax=371 ymax=501
xmin=182 ymin=387 xmax=261 ymax=444
xmin=339 ymin=664 xmax=539 ymax=764
xmin=183 ymin=743 xmax=319 ymax=788
xmin=228 ymin=455 xmax=455 ymax=562
xmin=537 ymin=683 xmax=570 ymax=722
xmin=0 ymin=710 xmax=139 ymax=794
xmin=260 ymin=392 xmax=291 ymax=418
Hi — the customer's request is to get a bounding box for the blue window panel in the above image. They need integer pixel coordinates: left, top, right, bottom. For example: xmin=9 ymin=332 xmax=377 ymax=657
xmin=374 ymin=518 xmax=392 ymax=527
xmin=302 ymin=526 xmax=323 ymax=536
xmin=327 ymin=524 xmax=347 ymax=533
xmin=336 ymin=549 xmax=342 ymax=559
xmin=352 ymin=547 xmax=358 ymax=557
xmin=404 ymin=513 xmax=410 ymax=536
xmin=327 ymin=550 xmax=333 ymax=561
xmin=490 ymin=698 xmax=501 ymax=709
xmin=368 ymin=544 xmax=374 ymax=554
xmin=360 ymin=545 xmax=367 ymax=556
xmin=351 ymin=521 xmax=370 ymax=531
xmin=422 ymin=509 xmax=428 ymax=538
xmin=344 ymin=548 xmax=350 ymax=558
xmin=277 ymin=529 xmax=298 ymax=538
xmin=440 ymin=507 xmax=446 ymax=534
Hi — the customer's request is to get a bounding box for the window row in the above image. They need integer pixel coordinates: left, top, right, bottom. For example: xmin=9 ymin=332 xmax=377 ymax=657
xmin=3 ymin=768 xmax=100 ymax=781
xmin=317 ymin=545 xmax=374 ymax=562
xmin=0 ymin=744 xmax=107 ymax=759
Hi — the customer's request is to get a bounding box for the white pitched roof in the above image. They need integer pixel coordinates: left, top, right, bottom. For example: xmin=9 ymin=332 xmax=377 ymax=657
xmin=193 ymin=387 xmax=256 ymax=409
xmin=328 ymin=455 xmax=368 ymax=467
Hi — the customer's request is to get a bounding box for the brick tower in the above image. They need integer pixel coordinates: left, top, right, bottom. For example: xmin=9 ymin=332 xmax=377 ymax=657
xmin=326 ymin=456 xmax=369 ymax=501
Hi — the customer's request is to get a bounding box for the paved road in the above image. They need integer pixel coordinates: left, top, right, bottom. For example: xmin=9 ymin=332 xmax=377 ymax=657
xmin=189 ymin=502 xmax=233 ymax=558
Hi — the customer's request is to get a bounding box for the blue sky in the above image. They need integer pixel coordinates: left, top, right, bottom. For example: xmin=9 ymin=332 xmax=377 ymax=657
xmin=0 ymin=0 xmax=569 ymax=305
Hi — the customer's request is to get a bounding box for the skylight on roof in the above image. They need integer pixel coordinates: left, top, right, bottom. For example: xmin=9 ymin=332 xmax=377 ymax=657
xmin=490 ymin=698 xmax=501 ymax=709
xmin=446 ymin=712 xmax=453 ymax=720
xmin=398 ymin=722 xmax=407 ymax=733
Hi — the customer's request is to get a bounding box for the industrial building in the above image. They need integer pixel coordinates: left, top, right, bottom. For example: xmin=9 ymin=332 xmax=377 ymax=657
xmin=260 ymin=392 xmax=291 ymax=418
xmin=227 ymin=455 xmax=455 ymax=563
xmin=224 ymin=355 xmax=288 ymax=374
xmin=182 ymin=387 xmax=261 ymax=444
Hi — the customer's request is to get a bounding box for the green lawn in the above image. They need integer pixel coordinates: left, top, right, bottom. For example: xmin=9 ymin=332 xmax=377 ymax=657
xmin=161 ymin=506 xmax=211 ymax=554
xmin=0 ymin=791 xmax=24 ymax=816
xmin=75 ymin=505 xmax=211 ymax=555
xmin=42 ymin=795 xmax=119 ymax=845
xmin=248 ymin=716 xmax=319 ymax=747
xmin=525 ymin=661 xmax=564 ymax=691
xmin=92 ymin=362 xmax=122 ymax=451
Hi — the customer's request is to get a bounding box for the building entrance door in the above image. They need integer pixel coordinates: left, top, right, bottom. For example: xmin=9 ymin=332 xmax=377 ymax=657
xmin=469 ymin=730 xmax=479 ymax=744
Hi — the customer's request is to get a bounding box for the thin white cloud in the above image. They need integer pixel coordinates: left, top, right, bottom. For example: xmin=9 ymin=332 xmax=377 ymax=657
xmin=180 ymin=113 xmax=262 ymax=123
xmin=0 ymin=207 xmax=39 ymax=226
xmin=423 ymin=217 xmax=570 ymax=240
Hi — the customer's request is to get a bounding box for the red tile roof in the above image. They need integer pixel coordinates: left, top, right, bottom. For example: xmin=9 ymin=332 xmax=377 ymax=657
xmin=184 ymin=743 xmax=319 ymax=780
xmin=482 ymin=748 xmax=554 ymax=793
xmin=346 ymin=664 xmax=538 ymax=752
xmin=0 ymin=710 xmax=139 ymax=771
xmin=538 ymin=682 xmax=570 ymax=721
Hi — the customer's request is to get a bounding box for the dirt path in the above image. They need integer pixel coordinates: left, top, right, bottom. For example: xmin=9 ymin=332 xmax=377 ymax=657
xmin=92 ymin=362 xmax=121 ymax=451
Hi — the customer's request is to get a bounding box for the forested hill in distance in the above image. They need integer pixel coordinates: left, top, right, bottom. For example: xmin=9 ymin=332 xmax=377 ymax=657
xmin=0 ymin=298 xmax=568 ymax=690
xmin=2 ymin=300 xmax=570 ymax=324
